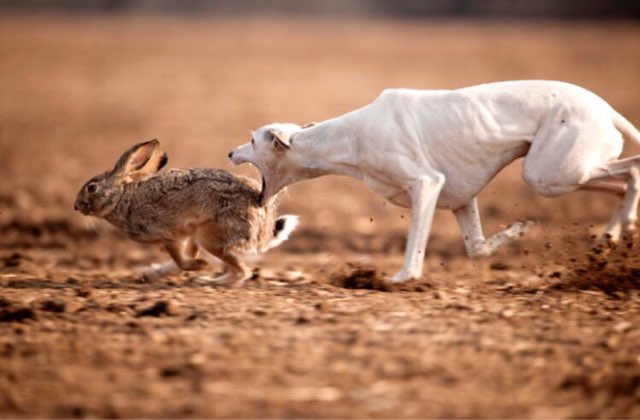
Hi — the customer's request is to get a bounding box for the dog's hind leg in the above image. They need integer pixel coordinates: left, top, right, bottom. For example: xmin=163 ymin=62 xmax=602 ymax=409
xmin=390 ymin=173 xmax=445 ymax=283
xmin=579 ymin=178 xmax=627 ymax=196
xmin=585 ymin=113 xmax=640 ymax=245
xmin=454 ymin=198 xmax=535 ymax=259
xmin=578 ymin=178 xmax=626 ymax=246
xmin=588 ymin=160 xmax=640 ymax=245
xmin=617 ymin=167 xmax=640 ymax=240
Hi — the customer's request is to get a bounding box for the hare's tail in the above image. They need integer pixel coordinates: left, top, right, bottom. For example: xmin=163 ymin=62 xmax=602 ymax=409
xmin=262 ymin=215 xmax=299 ymax=251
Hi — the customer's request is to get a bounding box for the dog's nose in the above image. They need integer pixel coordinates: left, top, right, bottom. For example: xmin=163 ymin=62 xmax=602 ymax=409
xmin=227 ymin=150 xmax=234 ymax=160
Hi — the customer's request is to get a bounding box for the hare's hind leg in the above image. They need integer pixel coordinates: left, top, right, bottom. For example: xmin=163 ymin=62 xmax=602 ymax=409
xmin=139 ymin=260 xmax=179 ymax=282
xmin=212 ymin=250 xmax=252 ymax=287
xmin=139 ymin=237 xmax=207 ymax=281
xmin=164 ymin=238 xmax=209 ymax=271
xmin=184 ymin=236 xmax=201 ymax=260
xmin=197 ymin=239 xmax=251 ymax=287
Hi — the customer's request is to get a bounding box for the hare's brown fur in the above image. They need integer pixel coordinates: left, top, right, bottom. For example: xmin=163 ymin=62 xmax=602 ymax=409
xmin=75 ymin=140 xmax=295 ymax=285
xmin=105 ymin=169 xmax=276 ymax=253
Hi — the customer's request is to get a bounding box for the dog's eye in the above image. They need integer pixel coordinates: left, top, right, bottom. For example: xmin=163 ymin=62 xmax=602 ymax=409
xmin=87 ymin=183 xmax=98 ymax=194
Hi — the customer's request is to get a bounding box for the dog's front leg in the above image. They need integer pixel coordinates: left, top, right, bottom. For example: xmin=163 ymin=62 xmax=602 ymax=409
xmin=390 ymin=174 xmax=445 ymax=283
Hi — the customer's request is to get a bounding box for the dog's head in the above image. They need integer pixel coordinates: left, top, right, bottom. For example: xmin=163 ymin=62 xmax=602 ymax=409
xmin=228 ymin=123 xmax=305 ymax=206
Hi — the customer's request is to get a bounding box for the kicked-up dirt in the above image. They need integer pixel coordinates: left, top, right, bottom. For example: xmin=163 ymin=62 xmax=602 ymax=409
xmin=1 ymin=14 xmax=640 ymax=418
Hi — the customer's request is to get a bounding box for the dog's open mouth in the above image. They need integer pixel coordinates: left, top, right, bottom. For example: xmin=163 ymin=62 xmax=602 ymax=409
xmin=258 ymin=176 xmax=266 ymax=206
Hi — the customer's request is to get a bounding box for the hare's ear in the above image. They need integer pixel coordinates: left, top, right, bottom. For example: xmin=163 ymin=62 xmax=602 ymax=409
xmin=144 ymin=148 xmax=168 ymax=173
xmin=155 ymin=151 xmax=168 ymax=171
xmin=268 ymin=129 xmax=291 ymax=150
xmin=113 ymin=139 xmax=164 ymax=178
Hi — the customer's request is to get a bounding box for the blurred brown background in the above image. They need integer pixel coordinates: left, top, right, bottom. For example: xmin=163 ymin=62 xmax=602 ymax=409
xmin=1 ymin=0 xmax=639 ymax=18
xmin=1 ymin=2 xmax=640 ymax=418
xmin=1 ymin=1 xmax=639 ymax=246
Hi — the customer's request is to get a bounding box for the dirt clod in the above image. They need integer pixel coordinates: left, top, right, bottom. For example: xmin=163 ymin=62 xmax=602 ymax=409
xmin=75 ymin=287 xmax=92 ymax=298
xmin=135 ymin=300 xmax=174 ymax=318
xmin=0 ymin=307 xmax=37 ymax=323
xmin=490 ymin=261 xmax=511 ymax=270
xmin=3 ymin=253 xmax=23 ymax=268
xmin=331 ymin=263 xmax=390 ymax=292
xmin=40 ymin=300 xmax=65 ymax=313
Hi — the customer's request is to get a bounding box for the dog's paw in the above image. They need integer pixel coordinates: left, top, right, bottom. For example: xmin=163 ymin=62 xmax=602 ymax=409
xmin=593 ymin=231 xmax=619 ymax=251
xmin=512 ymin=219 xmax=536 ymax=235
xmin=389 ymin=269 xmax=421 ymax=284
xmin=620 ymin=222 xmax=637 ymax=248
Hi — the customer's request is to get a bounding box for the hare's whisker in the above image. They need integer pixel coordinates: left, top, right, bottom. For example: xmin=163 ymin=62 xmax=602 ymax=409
xmin=83 ymin=216 xmax=96 ymax=233
xmin=88 ymin=216 xmax=106 ymax=235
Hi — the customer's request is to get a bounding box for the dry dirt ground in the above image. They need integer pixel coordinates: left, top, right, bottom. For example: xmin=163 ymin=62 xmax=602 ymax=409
xmin=1 ymin=14 xmax=640 ymax=418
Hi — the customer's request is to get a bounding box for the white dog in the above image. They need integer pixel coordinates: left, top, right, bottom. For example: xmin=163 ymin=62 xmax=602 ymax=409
xmin=229 ymin=80 xmax=640 ymax=283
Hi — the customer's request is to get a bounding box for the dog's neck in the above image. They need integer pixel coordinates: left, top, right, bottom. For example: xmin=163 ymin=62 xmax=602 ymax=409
xmin=291 ymin=116 xmax=363 ymax=180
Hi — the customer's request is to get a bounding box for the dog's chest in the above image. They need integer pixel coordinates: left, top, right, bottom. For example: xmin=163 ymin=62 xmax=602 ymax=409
xmin=362 ymin=173 xmax=412 ymax=208
xmin=362 ymin=172 xmax=476 ymax=210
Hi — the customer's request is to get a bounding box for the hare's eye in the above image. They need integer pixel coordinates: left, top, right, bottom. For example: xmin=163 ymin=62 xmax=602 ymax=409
xmin=87 ymin=183 xmax=98 ymax=194
xmin=251 ymin=137 xmax=255 ymax=145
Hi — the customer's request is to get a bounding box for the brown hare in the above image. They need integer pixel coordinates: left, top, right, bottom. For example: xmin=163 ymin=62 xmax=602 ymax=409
xmin=74 ymin=139 xmax=297 ymax=286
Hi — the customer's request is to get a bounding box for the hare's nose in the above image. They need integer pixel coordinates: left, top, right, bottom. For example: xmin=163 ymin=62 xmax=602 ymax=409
xmin=227 ymin=150 xmax=234 ymax=160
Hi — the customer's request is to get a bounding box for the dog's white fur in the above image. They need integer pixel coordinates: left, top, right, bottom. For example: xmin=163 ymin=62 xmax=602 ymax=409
xmin=229 ymin=80 xmax=640 ymax=283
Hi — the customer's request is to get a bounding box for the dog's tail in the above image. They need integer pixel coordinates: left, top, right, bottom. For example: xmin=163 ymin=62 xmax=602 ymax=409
xmin=262 ymin=215 xmax=299 ymax=251
xmin=613 ymin=110 xmax=640 ymax=146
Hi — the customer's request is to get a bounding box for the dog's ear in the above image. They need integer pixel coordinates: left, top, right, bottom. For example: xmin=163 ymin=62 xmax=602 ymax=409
xmin=268 ymin=128 xmax=291 ymax=150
